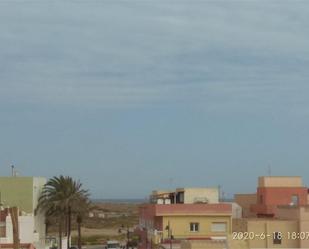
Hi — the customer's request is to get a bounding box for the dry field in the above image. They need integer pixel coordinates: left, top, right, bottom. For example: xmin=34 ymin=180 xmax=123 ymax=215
xmin=47 ymin=202 xmax=140 ymax=245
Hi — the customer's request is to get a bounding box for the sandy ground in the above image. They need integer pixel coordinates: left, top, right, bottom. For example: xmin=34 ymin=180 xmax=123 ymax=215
xmin=71 ymin=227 xmax=120 ymax=237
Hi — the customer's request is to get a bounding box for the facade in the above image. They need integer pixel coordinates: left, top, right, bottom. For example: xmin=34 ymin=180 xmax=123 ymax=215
xmin=138 ymin=188 xmax=232 ymax=249
xmin=233 ymin=218 xmax=299 ymax=248
xmin=234 ymin=194 xmax=257 ymax=218
xmin=0 ymin=208 xmax=39 ymax=245
xmin=180 ymin=237 xmax=249 ymax=249
xmin=233 ymin=176 xmax=309 ymax=248
xmin=277 ymin=206 xmax=309 ymax=249
xmin=235 ymin=176 xmax=308 ymax=218
xmin=0 ymin=177 xmax=46 ymax=249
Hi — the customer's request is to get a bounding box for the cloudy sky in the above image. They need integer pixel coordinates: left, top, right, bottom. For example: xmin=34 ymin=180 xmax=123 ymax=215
xmin=1 ymin=0 xmax=309 ymax=198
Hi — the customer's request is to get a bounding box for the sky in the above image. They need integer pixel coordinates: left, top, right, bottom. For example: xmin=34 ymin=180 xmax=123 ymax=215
xmin=1 ymin=0 xmax=309 ymax=199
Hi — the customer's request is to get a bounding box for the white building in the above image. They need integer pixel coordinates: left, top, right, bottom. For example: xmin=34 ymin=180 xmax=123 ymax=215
xmin=0 ymin=176 xmax=47 ymax=249
xmin=0 ymin=209 xmax=39 ymax=245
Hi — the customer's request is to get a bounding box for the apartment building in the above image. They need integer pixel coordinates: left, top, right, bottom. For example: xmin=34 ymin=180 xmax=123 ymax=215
xmin=233 ymin=176 xmax=309 ymax=248
xmin=233 ymin=218 xmax=299 ymax=248
xmin=0 ymin=207 xmax=40 ymax=245
xmin=0 ymin=177 xmax=46 ymax=249
xmin=138 ymin=188 xmax=232 ymax=249
xmin=235 ymin=176 xmax=308 ymax=218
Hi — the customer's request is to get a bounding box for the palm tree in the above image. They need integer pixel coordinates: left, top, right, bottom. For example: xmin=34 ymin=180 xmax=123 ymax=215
xmin=73 ymin=198 xmax=91 ymax=249
xmin=37 ymin=176 xmax=89 ymax=249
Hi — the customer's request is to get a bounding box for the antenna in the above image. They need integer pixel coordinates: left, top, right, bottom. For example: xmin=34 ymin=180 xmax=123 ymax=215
xmin=268 ymin=165 xmax=272 ymax=176
xmin=11 ymin=165 xmax=15 ymax=177
xmin=11 ymin=165 xmax=18 ymax=177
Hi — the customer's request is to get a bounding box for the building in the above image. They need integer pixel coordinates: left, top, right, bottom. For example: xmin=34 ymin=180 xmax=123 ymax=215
xmin=233 ymin=176 xmax=309 ymax=248
xmin=252 ymin=176 xmax=308 ymax=217
xmin=180 ymin=236 xmax=249 ymax=249
xmin=150 ymin=188 xmax=219 ymax=205
xmin=0 ymin=177 xmax=46 ymax=249
xmin=233 ymin=217 xmax=299 ymax=248
xmin=234 ymin=194 xmax=256 ymax=218
xmin=276 ymin=205 xmax=309 ymax=248
xmin=138 ymin=188 xmax=232 ymax=249
xmin=0 ymin=208 xmax=39 ymax=246
xmin=235 ymin=176 xmax=308 ymax=218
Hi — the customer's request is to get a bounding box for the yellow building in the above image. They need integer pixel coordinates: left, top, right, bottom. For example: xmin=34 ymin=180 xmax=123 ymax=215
xmin=138 ymin=191 xmax=232 ymax=249
xmin=233 ymin=218 xmax=299 ymax=248
xmin=181 ymin=236 xmax=249 ymax=249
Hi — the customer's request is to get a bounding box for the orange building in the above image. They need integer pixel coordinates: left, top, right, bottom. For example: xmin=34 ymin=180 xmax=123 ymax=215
xmin=252 ymin=176 xmax=308 ymax=217
xmin=235 ymin=176 xmax=308 ymax=218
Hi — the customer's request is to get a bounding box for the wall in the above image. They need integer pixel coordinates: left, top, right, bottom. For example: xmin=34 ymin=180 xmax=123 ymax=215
xmin=0 ymin=177 xmax=34 ymax=213
xmin=33 ymin=177 xmax=47 ymax=248
xmin=5 ymin=215 xmax=13 ymax=244
xmin=180 ymin=237 xmax=249 ymax=249
xmin=182 ymin=188 xmax=219 ymax=204
xmin=234 ymin=194 xmax=257 ymax=218
xmin=246 ymin=219 xmax=299 ymax=248
xmin=257 ymin=187 xmax=308 ymax=206
xmin=19 ymin=215 xmax=35 ymax=243
xmin=258 ymin=176 xmax=302 ymax=188
xmin=232 ymin=218 xmax=247 ymax=233
xmin=162 ymin=215 xmax=231 ymax=239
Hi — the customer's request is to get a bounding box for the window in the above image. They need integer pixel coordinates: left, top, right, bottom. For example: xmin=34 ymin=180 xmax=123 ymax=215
xmin=190 ymin=223 xmax=199 ymax=232
xmin=291 ymin=195 xmax=299 ymax=206
xmin=177 ymin=192 xmax=184 ymax=204
xmin=211 ymin=222 xmax=227 ymax=232
xmin=273 ymin=232 xmax=282 ymax=245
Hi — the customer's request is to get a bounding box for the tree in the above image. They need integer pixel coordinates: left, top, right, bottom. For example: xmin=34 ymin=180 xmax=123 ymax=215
xmin=73 ymin=198 xmax=91 ymax=249
xmin=37 ymin=176 xmax=89 ymax=249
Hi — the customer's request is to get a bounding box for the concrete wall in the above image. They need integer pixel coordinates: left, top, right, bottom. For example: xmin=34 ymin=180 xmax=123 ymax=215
xmin=33 ymin=177 xmax=47 ymax=247
xmin=234 ymin=194 xmax=257 ymax=218
xmin=232 ymin=218 xmax=247 ymax=233
xmin=0 ymin=177 xmax=34 ymax=213
xmin=19 ymin=215 xmax=35 ymax=243
xmin=257 ymin=187 xmax=308 ymax=206
xmin=5 ymin=215 xmax=13 ymax=244
xmin=162 ymin=215 xmax=231 ymax=239
xmin=180 ymin=238 xmax=249 ymax=249
xmin=231 ymin=203 xmax=242 ymax=218
xmin=246 ymin=219 xmax=299 ymax=248
xmin=181 ymin=188 xmax=219 ymax=204
xmin=258 ymin=176 xmax=303 ymax=188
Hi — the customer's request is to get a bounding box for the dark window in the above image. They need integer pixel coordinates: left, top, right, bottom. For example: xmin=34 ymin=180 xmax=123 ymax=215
xmin=273 ymin=232 xmax=282 ymax=245
xmin=190 ymin=223 xmax=199 ymax=232
xmin=176 ymin=192 xmax=184 ymax=204
xmin=291 ymin=195 xmax=299 ymax=206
